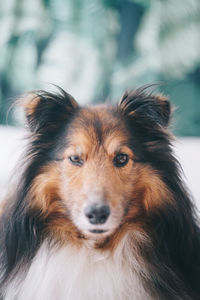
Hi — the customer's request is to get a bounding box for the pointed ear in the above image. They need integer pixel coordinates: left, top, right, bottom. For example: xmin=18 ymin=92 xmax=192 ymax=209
xmin=22 ymin=88 xmax=78 ymax=132
xmin=118 ymin=86 xmax=171 ymax=127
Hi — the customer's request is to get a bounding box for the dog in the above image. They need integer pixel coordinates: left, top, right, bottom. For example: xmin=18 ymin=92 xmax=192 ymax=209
xmin=0 ymin=86 xmax=199 ymax=300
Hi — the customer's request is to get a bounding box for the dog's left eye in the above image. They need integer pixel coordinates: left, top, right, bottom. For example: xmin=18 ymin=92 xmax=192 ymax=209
xmin=69 ymin=155 xmax=83 ymax=166
xmin=113 ymin=153 xmax=129 ymax=167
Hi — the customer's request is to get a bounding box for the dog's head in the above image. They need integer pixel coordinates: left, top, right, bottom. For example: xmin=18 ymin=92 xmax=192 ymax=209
xmin=23 ymin=86 xmax=173 ymax=242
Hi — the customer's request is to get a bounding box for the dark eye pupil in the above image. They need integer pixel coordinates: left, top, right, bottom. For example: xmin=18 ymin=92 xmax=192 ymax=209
xmin=117 ymin=154 xmax=126 ymax=163
xmin=71 ymin=155 xmax=79 ymax=162
xmin=114 ymin=153 xmax=129 ymax=167
xmin=69 ymin=155 xmax=83 ymax=166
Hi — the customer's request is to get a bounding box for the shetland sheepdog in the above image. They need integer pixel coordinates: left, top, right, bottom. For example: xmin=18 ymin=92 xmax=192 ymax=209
xmin=0 ymin=86 xmax=200 ymax=300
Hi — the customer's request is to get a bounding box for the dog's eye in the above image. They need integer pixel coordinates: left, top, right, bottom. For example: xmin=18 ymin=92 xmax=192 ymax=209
xmin=69 ymin=155 xmax=83 ymax=166
xmin=113 ymin=153 xmax=129 ymax=167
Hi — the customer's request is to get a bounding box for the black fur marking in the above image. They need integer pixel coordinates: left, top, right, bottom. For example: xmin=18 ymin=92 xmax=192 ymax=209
xmin=119 ymin=85 xmax=171 ymax=127
xmin=26 ymin=87 xmax=78 ymax=133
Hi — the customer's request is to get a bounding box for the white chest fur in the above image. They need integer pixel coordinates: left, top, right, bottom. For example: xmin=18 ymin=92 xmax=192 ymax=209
xmin=4 ymin=233 xmax=151 ymax=300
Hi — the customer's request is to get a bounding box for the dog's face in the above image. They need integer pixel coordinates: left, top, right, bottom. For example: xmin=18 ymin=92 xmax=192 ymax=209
xmin=60 ymin=106 xmax=136 ymax=238
xmin=24 ymin=87 xmax=172 ymax=242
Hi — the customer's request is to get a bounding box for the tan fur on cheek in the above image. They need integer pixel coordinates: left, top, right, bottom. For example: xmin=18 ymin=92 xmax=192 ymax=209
xmin=28 ymin=163 xmax=84 ymax=245
xmin=131 ymin=164 xmax=173 ymax=215
xmin=28 ymin=163 xmax=62 ymax=213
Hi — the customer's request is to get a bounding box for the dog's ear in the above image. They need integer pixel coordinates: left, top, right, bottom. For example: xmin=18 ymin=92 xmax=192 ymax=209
xmin=119 ymin=86 xmax=171 ymax=127
xmin=22 ymin=88 xmax=78 ymax=133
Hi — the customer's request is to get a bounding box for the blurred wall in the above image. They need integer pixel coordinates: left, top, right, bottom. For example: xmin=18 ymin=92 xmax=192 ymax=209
xmin=0 ymin=0 xmax=200 ymax=136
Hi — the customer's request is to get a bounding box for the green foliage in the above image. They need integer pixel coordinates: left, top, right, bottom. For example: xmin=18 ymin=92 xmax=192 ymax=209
xmin=0 ymin=0 xmax=199 ymax=135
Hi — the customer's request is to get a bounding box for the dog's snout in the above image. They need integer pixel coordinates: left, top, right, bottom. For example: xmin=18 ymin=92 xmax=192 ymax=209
xmin=84 ymin=204 xmax=110 ymax=224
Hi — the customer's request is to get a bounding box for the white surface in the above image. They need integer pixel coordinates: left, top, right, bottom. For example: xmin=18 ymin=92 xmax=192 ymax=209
xmin=0 ymin=126 xmax=199 ymax=210
xmin=0 ymin=126 xmax=27 ymax=200
xmin=174 ymin=138 xmax=200 ymax=208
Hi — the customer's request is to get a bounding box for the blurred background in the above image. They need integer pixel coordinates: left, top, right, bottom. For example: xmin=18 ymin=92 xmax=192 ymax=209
xmin=0 ymin=0 xmax=200 ymax=205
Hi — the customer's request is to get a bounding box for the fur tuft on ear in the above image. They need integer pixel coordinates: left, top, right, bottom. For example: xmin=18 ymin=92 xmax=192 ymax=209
xmin=21 ymin=87 xmax=78 ymax=132
xmin=119 ymin=85 xmax=171 ymax=127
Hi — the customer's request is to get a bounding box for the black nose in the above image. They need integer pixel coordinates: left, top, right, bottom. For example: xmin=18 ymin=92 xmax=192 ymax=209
xmin=84 ymin=204 xmax=110 ymax=224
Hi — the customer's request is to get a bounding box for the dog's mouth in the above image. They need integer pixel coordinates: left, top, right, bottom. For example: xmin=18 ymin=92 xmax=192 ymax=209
xmin=89 ymin=229 xmax=108 ymax=234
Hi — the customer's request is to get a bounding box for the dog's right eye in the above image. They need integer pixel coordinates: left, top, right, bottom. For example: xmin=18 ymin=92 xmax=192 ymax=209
xmin=113 ymin=153 xmax=129 ymax=168
xmin=68 ymin=155 xmax=83 ymax=166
